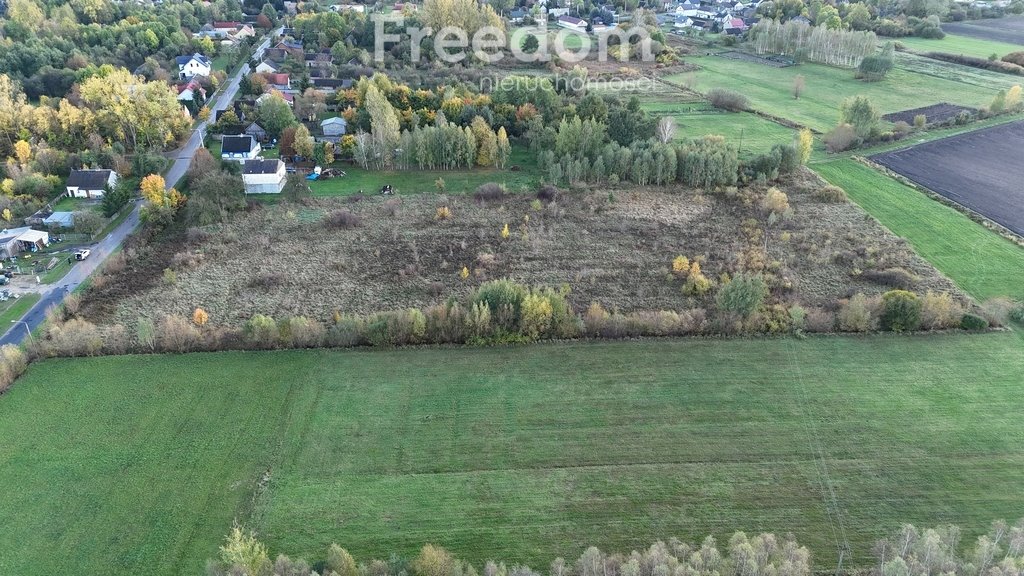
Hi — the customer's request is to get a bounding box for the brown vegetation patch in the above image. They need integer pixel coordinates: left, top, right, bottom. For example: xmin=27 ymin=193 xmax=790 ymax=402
xmin=81 ymin=171 xmax=963 ymax=329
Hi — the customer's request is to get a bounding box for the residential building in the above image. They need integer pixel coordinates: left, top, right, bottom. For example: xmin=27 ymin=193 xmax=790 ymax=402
xmin=221 ymin=135 xmax=262 ymax=163
xmin=557 ymin=15 xmax=588 ymax=32
xmin=320 ymin=117 xmax=348 ymax=142
xmin=175 ymin=53 xmax=213 ymax=79
xmin=242 ymin=159 xmax=287 ymax=194
xmin=66 ymin=169 xmax=118 ymax=199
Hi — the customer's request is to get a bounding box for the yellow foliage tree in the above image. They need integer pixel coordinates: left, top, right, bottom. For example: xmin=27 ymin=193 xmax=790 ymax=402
xmin=140 ymin=174 xmax=166 ymax=204
xmin=459 ymin=266 xmax=469 ymax=280
xmin=197 ymin=106 xmax=211 ymax=121
xmin=1 ymin=208 xmax=10 ymax=222
xmin=1007 ymin=85 xmax=1022 ymax=110
xmin=13 ymin=139 xmax=30 ymax=166
xmin=0 ymin=179 xmax=13 ymax=195
xmin=797 ymin=128 xmax=813 ymax=165
xmin=192 ymin=308 xmax=209 ymax=326
xmin=500 ymin=223 xmax=510 ymax=239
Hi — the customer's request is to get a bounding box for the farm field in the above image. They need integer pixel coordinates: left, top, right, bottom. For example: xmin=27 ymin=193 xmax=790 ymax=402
xmin=310 ymin=148 xmax=540 ymax=196
xmin=896 ymin=33 xmax=1023 ymax=59
xmin=2 ymin=333 xmax=1024 ymax=576
xmin=812 ymin=158 xmax=1024 ymax=301
xmin=668 ymin=53 xmax=1018 ymax=131
xmin=942 ymin=15 xmax=1024 ymax=46
xmin=871 ymin=120 xmax=1024 ymax=237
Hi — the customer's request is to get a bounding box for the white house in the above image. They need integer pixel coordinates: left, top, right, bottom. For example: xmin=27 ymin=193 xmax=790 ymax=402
xmin=221 ymin=135 xmax=262 ymax=163
xmin=242 ymin=159 xmax=287 ymax=194
xmin=175 ymin=53 xmax=212 ymax=80
xmin=255 ymin=60 xmax=279 ymax=74
xmin=66 ymin=169 xmax=118 ymax=199
xmin=557 ymin=15 xmax=588 ymax=32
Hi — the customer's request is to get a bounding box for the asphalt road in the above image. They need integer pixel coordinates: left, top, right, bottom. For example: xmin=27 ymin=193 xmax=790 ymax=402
xmin=0 ymin=32 xmax=275 ymax=347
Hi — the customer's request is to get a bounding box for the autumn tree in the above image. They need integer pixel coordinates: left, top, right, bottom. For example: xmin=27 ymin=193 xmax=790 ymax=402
xmin=792 ymin=74 xmax=805 ymax=99
xmin=495 ymin=126 xmax=511 ymax=169
xmin=294 ymin=124 xmax=315 ymax=159
xmin=655 ymin=116 xmax=676 ymax=144
xmin=796 ymin=128 xmax=813 ymax=165
xmin=470 ymin=116 xmax=497 ymax=167
xmin=13 ymin=140 xmax=30 ymax=166
xmin=364 ymin=83 xmax=401 ymax=169
xmin=140 ymin=174 xmax=167 ymax=204
xmin=839 ymin=95 xmax=880 ymax=139
xmin=79 ymin=68 xmax=190 ymax=151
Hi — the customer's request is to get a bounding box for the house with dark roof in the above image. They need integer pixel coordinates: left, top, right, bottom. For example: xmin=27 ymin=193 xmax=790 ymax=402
xmin=242 ymin=159 xmax=287 ymax=194
xmin=245 ymin=122 xmax=268 ymax=142
xmin=311 ymin=78 xmax=354 ymax=93
xmin=175 ymin=53 xmax=212 ymax=80
xmin=221 ymin=135 xmax=261 ymax=163
xmin=66 ymin=169 xmax=117 ymax=199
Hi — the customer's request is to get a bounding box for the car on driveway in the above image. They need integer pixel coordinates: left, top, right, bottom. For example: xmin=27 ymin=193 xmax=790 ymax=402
xmin=74 ymin=249 xmax=91 ymax=261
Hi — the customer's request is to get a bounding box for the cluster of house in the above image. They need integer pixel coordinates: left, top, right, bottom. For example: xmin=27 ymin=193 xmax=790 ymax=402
xmin=670 ymin=0 xmax=759 ymax=33
xmin=193 ymin=20 xmax=257 ymax=47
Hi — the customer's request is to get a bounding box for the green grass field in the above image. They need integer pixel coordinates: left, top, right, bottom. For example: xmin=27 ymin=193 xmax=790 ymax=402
xmin=310 ymin=148 xmax=540 ymax=196
xmin=0 ymin=293 xmax=40 ymax=327
xmin=897 ymin=33 xmax=1023 ymax=59
xmin=2 ymin=334 xmax=1024 ymax=575
xmin=641 ymin=100 xmax=796 ymax=155
xmin=812 ymin=159 xmax=1024 ymax=301
xmin=668 ymin=54 xmax=1019 ymax=132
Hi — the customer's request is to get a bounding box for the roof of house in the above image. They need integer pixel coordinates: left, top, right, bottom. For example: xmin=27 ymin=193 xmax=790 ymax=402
xmin=312 ymin=77 xmax=354 ymax=88
xmin=558 ymin=15 xmax=586 ymax=25
xmin=213 ymin=20 xmax=242 ymax=28
xmin=66 ymin=169 xmax=114 ymax=189
xmin=242 ymin=159 xmax=285 ymax=174
xmin=222 ymin=135 xmax=257 ymax=154
xmin=262 ymin=73 xmax=290 ymax=85
xmin=17 ymin=229 xmax=49 ymax=243
xmin=246 ymin=122 xmax=266 ymax=133
xmin=321 ymin=117 xmax=347 ymax=127
xmin=175 ymin=53 xmax=212 ymax=67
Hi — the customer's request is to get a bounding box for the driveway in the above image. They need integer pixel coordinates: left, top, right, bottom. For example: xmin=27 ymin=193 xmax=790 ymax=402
xmin=0 ymin=31 xmax=276 ymax=347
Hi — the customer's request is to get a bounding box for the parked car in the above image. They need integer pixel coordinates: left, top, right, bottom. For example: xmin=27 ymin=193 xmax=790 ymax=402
xmin=74 ymin=249 xmax=91 ymax=261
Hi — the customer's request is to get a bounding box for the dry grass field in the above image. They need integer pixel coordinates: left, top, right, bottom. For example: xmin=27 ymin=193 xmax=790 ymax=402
xmin=79 ymin=172 xmax=962 ymax=329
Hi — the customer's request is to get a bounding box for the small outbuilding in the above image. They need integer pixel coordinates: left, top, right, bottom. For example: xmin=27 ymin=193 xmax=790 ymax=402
xmin=42 ymin=212 xmax=75 ymax=229
xmin=320 ymin=117 xmax=348 ymax=140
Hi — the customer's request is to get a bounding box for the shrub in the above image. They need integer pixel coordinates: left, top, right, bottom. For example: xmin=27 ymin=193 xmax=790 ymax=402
xmin=471 ymin=279 xmax=528 ymax=331
xmin=980 ymin=297 xmax=1015 ymax=326
xmin=157 ymin=315 xmax=200 ymax=353
xmin=683 ymin=262 xmax=713 ymax=296
xmin=363 ymin=309 xmax=427 ymax=346
xmin=913 ymin=114 xmax=927 ymax=128
xmin=715 ymin=273 xmax=768 ymax=318
xmin=707 ymin=88 xmax=750 ymax=111
xmin=193 ymin=308 xmax=209 ymax=326
xmin=424 ymin=302 xmax=467 ymax=343
xmin=435 ymin=206 xmax=452 ymax=220
xmin=0 ymin=344 xmax=28 ymax=393
xmin=1009 ymin=302 xmax=1024 ymax=323
xmin=326 ymin=315 xmax=364 ymax=347
xmin=537 ymin=184 xmax=559 ymax=203
xmin=284 ymin=316 xmax=325 ymax=348
xmin=244 ymin=314 xmax=280 ymax=348
xmin=838 ymin=293 xmax=875 ymax=332
xmin=823 ymin=123 xmax=859 ymax=152
xmin=920 ymin=291 xmax=963 ymax=330
xmin=813 ymin=184 xmax=847 ymax=203
xmin=960 ymin=313 xmax=989 ymax=330
xmin=473 ymin=183 xmax=505 ymax=203
xmin=879 ymin=290 xmax=922 ymax=332
xmin=520 ymin=292 xmax=554 ymax=340
xmin=804 ymin=308 xmax=836 ymax=332
xmin=324 ymin=209 xmax=362 ymax=229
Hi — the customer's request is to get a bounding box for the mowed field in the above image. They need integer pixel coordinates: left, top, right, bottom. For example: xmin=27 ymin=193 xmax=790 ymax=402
xmin=897 ymin=33 xmax=1024 ymax=59
xmin=310 ymin=148 xmax=540 ymax=197
xmin=871 ymin=120 xmax=1024 ymax=237
xmin=640 ymin=95 xmax=797 ymax=155
xmin=668 ymin=53 xmax=1019 ymax=132
xmin=2 ymin=334 xmax=1024 ymax=575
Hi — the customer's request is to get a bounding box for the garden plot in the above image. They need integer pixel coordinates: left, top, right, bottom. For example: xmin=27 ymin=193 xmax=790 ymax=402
xmin=871 ymin=120 xmax=1024 ymax=236
xmin=882 ymin=103 xmax=975 ymax=125
xmin=80 ymin=174 xmax=962 ymax=329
